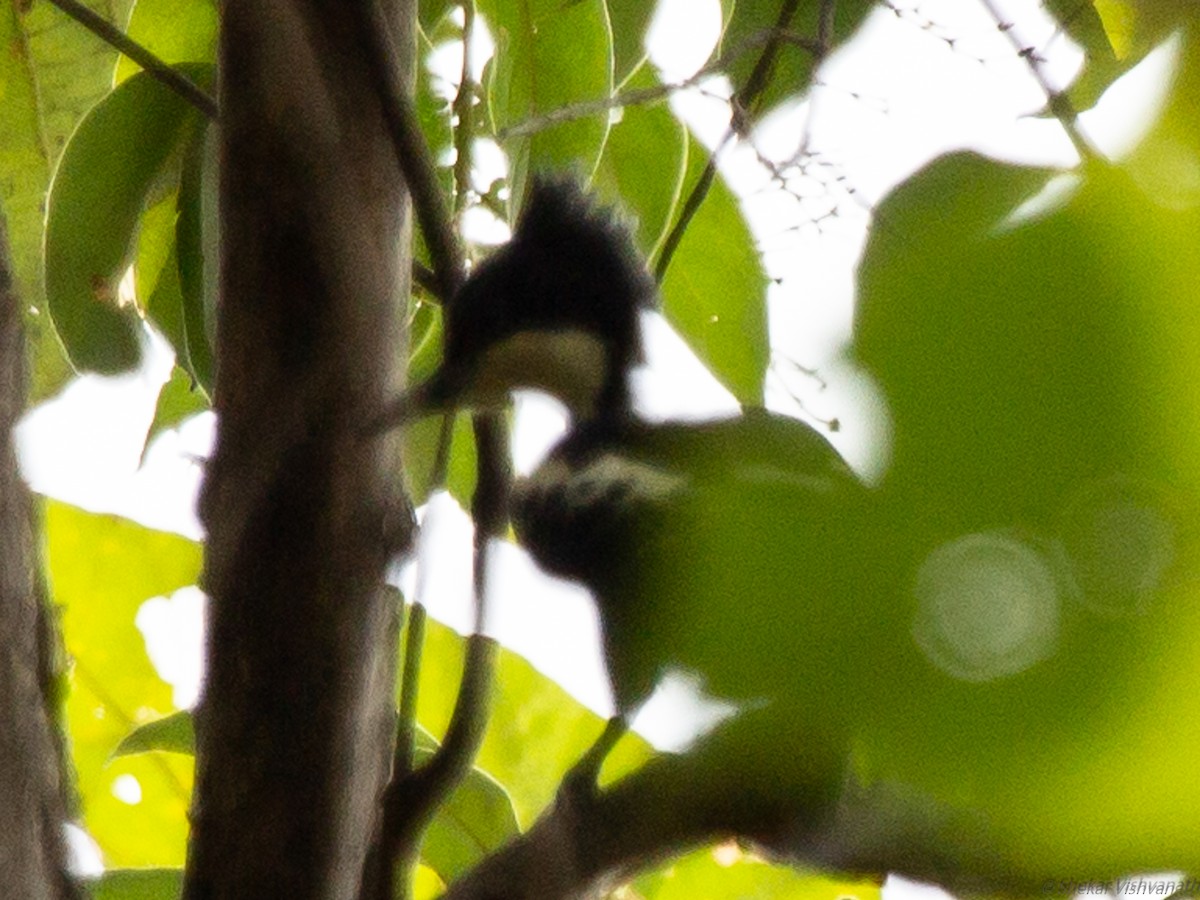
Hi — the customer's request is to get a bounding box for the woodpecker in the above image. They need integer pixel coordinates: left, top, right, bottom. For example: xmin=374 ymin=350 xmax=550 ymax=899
xmin=381 ymin=178 xmax=874 ymax=725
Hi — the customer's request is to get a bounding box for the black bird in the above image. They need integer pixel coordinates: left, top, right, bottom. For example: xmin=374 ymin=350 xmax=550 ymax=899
xmin=381 ymin=178 xmax=876 ymax=739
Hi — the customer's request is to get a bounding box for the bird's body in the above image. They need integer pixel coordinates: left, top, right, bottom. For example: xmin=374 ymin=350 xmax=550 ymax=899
xmin=384 ymin=175 xmax=876 ymax=720
xmin=513 ymin=409 xmax=875 ymax=713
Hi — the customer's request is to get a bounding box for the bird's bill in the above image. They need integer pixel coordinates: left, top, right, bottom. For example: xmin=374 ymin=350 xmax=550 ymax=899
xmin=366 ymin=367 xmax=464 ymax=435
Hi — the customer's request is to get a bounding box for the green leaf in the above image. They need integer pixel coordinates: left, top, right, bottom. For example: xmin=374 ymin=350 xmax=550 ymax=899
xmin=139 ymin=365 xmax=210 ymax=465
xmin=1045 ymin=0 xmax=1123 ymax=111
xmin=22 ymin=0 xmax=131 ymax=161
xmin=637 ymin=848 xmax=882 ymax=900
xmin=659 ymin=135 xmax=768 ymax=405
xmin=84 ymin=868 xmax=183 ymax=900
xmin=412 ymin=865 xmax=446 ymax=900
xmin=43 ymin=65 xmax=211 ymax=373
xmin=1048 ymin=2 xmax=1200 ymax=111
xmin=114 ymin=711 xmax=195 ymax=758
xmin=419 ymin=0 xmax=456 ymax=32
xmin=0 ymin=0 xmax=73 ymax=400
xmin=403 ymin=303 xmax=478 ymax=507
xmin=414 ymin=741 xmax=520 ymax=882
xmin=607 ymin=0 xmax=658 ymax=81
xmin=116 ymin=0 xmax=219 ymax=84
xmin=175 ymin=122 xmax=218 ymax=391
xmin=593 ymin=62 xmax=688 ymax=259
xmin=719 ymin=0 xmax=873 ymax=119
xmin=137 ymin=194 xmax=185 ymax=352
xmin=0 ymin=2 xmax=49 ymax=295
xmin=415 ymin=617 xmax=654 ymax=825
xmin=480 ymin=0 xmax=613 ymax=194
xmin=48 ymin=501 xmax=201 ymax=866
xmin=416 ymin=25 xmax=455 ymax=202
xmin=851 ymin=146 xmax=1200 ymax=881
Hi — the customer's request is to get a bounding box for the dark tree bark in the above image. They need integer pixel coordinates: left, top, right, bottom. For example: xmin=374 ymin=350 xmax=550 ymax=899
xmin=183 ymin=1 xmax=416 ymax=897
xmin=0 ymin=213 xmax=78 ymax=898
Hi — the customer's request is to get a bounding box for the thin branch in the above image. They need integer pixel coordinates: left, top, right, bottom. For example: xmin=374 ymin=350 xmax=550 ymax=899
xmin=380 ymin=634 xmax=498 ymax=900
xmin=817 ymin=0 xmax=836 ymax=49
xmin=43 ymin=0 xmax=218 ymax=120
xmin=411 ymin=261 xmax=441 ymax=299
xmin=653 ymin=146 xmax=727 ymax=284
xmin=357 ymin=7 xmax=507 ymax=900
xmin=977 ymin=0 xmax=1098 ymax=162
xmin=497 ymin=26 xmax=822 ymax=143
xmin=734 ymin=0 xmax=807 ymax=124
xmin=383 ymin=387 xmax=509 ymax=900
xmin=467 ymin=413 xmax=509 ymax=632
xmin=452 ymin=0 xmax=477 ymax=215
xmin=655 ymin=0 xmax=806 ymax=284
xmin=355 ymin=0 xmax=465 ymax=298
xmin=439 ymin=707 xmax=830 ymax=900
xmin=395 ymin=602 xmax=425 ymax=780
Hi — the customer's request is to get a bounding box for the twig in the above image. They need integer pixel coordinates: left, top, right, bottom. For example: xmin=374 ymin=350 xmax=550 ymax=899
xmin=653 ymin=147 xmax=727 ymax=284
xmin=395 ymin=602 xmax=426 ymax=781
xmin=356 ymin=5 xmax=507 ymax=899
xmin=355 ymin=0 xmax=465 ymax=298
xmin=452 ymin=0 xmax=477 ymax=215
xmin=412 ymin=261 xmax=441 ymax=298
xmin=43 ymin=0 xmax=218 ymax=120
xmin=439 ymin=705 xmax=835 ymax=900
xmin=655 ymin=0 xmax=806 ymax=284
xmin=497 ymin=26 xmax=823 ymax=143
xmin=380 ymin=633 xmax=498 ymax=900
xmin=467 ymin=414 xmax=510 ymax=631
xmin=977 ymin=0 xmax=1098 ymax=162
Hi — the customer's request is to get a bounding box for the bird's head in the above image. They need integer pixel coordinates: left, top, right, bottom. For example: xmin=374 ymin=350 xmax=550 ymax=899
xmin=380 ymin=179 xmax=655 ymax=430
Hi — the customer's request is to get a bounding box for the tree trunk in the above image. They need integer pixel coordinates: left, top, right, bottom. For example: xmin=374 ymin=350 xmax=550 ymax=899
xmin=0 ymin=212 xmax=78 ymax=898
xmin=183 ymin=1 xmax=415 ymax=897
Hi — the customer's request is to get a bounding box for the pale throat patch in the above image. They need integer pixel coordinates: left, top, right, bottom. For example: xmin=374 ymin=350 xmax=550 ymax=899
xmin=467 ymin=329 xmax=607 ymax=418
xmin=525 ymin=453 xmax=689 ymax=509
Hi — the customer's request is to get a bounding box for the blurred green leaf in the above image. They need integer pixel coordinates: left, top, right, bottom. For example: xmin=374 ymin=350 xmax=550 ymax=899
xmin=1091 ymin=0 xmax=1199 ymax=59
xmin=413 ymin=740 xmax=520 ymax=882
xmin=137 ymin=194 xmax=184 ymax=352
xmin=480 ymin=0 xmax=613 ymax=195
xmin=660 ymin=135 xmax=768 ymax=405
xmin=22 ymin=0 xmax=132 ymax=161
xmin=593 ymin=62 xmax=688 ymax=259
xmin=419 ymin=0 xmax=455 ymax=32
xmin=85 ymin=867 xmax=183 ymax=900
xmin=1048 ymin=2 xmax=1200 ymax=111
xmin=1045 ymin=0 xmax=1123 ymax=111
xmin=414 ymin=616 xmax=653 ymax=826
xmin=18 ymin=0 xmax=151 ymax=390
xmin=0 ymin=1 xmax=48 ymax=292
xmin=44 ymin=65 xmax=210 ymax=373
xmin=608 ymin=0 xmax=657 ymax=81
xmin=413 ymin=864 xmax=446 ymax=900
xmin=852 ymin=143 xmax=1200 ymax=880
xmin=175 ymin=120 xmax=218 ymax=391
xmin=637 ymin=848 xmax=882 ymax=900
xmin=416 ymin=25 xmax=456 ymax=201
xmin=114 ymin=711 xmax=195 ymax=758
xmin=403 ymin=303 xmax=478 ymax=506
xmin=116 ymin=0 xmax=218 ymax=83
xmin=139 ymin=364 xmax=209 ymax=465
xmin=0 ymin=0 xmax=72 ymax=400
xmin=719 ymin=0 xmax=873 ymax=118
xmin=48 ymin=501 xmax=201 ymax=866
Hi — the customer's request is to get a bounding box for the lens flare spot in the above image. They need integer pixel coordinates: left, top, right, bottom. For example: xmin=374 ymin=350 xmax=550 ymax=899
xmin=912 ymin=532 xmax=1060 ymax=682
xmin=1056 ymin=476 xmax=1177 ymax=617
